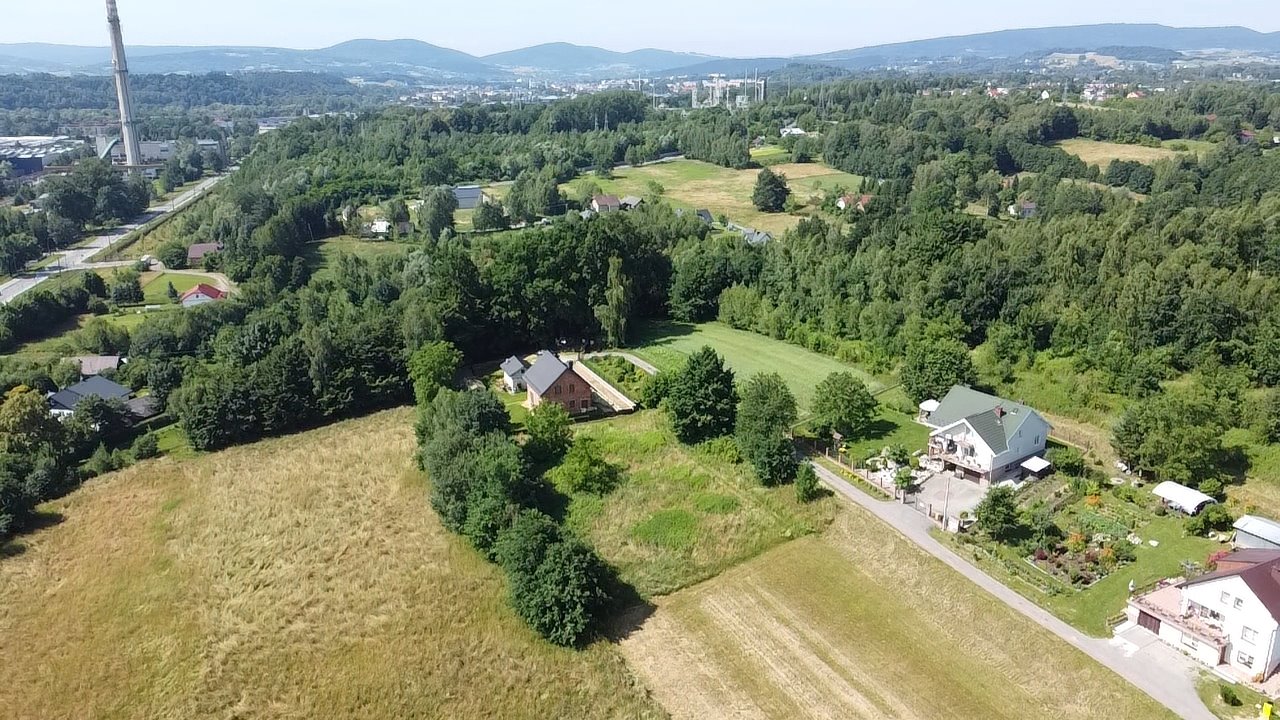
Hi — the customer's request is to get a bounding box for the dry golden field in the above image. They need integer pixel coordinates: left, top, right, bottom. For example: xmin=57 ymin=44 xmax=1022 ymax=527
xmin=619 ymin=508 xmax=1175 ymax=720
xmin=0 ymin=409 xmax=663 ymax=720
xmin=1055 ymin=138 xmax=1183 ymax=169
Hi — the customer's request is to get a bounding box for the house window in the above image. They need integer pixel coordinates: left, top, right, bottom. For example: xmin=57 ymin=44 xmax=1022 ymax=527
xmin=1221 ymin=591 xmax=1232 ymax=605
xmin=581 ymin=399 xmax=589 ymax=409
xmin=1235 ymin=598 xmax=1244 ymax=610
xmin=555 ymin=386 xmax=561 ymax=395
xmin=1242 ymin=627 xmax=1258 ymax=644
xmin=1034 ymin=435 xmax=1041 ymax=444
xmin=1238 ymin=652 xmax=1255 ymax=668
xmin=569 ymin=384 xmax=575 ymax=393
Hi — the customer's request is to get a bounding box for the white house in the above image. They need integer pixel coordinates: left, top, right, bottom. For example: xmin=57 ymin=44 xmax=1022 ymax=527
xmin=1128 ymin=549 xmax=1280 ymax=682
xmin=920 ymin=386 xmax=1051 ymax=486
xmin=500 ymin=356 xmax=528 ymax=393
xmin=180 ymin=283 xmax=226 ymax=308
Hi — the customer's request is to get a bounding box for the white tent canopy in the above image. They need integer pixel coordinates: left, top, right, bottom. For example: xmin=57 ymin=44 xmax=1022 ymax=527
xmin=1020 ymin=456 xmax=1052 ymax=474
xmin=1153 ymin=481 xmax=1217 ymax=515
xmin=918 ymin=399 xmax=941 ymax=413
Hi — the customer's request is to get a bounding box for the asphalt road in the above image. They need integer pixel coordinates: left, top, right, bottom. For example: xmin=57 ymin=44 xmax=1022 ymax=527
xmin=810 ymin=461 xmax=1216 ymax=720
xmin=0 ymin=173 xmax=226 ymax=304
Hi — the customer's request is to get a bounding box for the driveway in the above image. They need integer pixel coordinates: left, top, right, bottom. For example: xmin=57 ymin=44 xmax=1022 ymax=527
xmin=810 ymin=461 xmax=1216 ymax=720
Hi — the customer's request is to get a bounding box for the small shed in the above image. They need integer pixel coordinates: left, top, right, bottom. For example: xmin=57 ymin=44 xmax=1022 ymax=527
xmin=1233 ymin=515 xmax=1280 ymax=550
xmin=1152 ymin=481 xmax=1217 ymax=516
xmin=1020 ymin=455 xmax=1052 ymax=479
xmin=501 ymin=356 xmax=528 ymax=393
xmin=620 ymin=195 xmax=643 ymax=210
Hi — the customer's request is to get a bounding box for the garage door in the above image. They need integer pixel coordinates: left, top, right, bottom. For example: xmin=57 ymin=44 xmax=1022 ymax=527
xmin=1137 ymin=611 xmax=1161 ymax=634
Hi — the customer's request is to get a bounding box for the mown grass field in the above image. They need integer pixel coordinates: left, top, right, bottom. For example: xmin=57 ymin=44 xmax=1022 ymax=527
xmin=305 ymin=235 xmax=417 ymax=275
xmin=631 ymin=321 xmax=885 ymax=415
xmin=562 ymin=411 xmax=836 ymax=596
xmin=565 ymin=159 xmax=862 ymax=235
xmin=1055 ymin=138 xmax=1185 ymax=169
xmin=0 ymin=409 xmax=663 ymax=720
xmin=620 ymin=507 xmax=1176 ymax=720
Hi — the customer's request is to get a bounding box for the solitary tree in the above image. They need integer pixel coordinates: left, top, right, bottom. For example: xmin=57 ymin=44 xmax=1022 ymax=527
xmin=472 ymin=200 xmax=508 ymax=232
xmin=408 ymin=340 xmax=463 ymax=406
xmin=810 ymin=372 xmax=878 ymax=440
xmin=666 ymin=346 xmax=738 ymax=444
xmin=901 ymin=337 xmax=976 ymax=404
xmin=975 ymin=485 xmax=1021 ymax=542
xmin=752 ymin=167 xmax=790 ymax=213
xmin=593 ymin=256 xmax=633 ymax=347
xmin=420 ymin=186 xmax=458 ymax=240
xmin=523 ymin=402 xmax=573 ymax=470
xmin=735 ymin=372 xmax=799 ymax=485
xmin=166 ymin=282 xmax=179 ymax=303
xmin=795 ymin=464 xmax=821 ymax=502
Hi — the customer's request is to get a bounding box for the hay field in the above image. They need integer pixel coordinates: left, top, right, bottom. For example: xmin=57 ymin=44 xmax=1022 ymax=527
xmin=0 ymin=409 xmax=663 ymax=720
xmin=564 ymin=411 xmax=835 ymax=596
xmin=1055 ymin=138 xmax=1183 ymax=169
xmin=566 ymin=159 xmax=862 ymax=235
xmin=620 ymin=507 xmax=1174 ymax=720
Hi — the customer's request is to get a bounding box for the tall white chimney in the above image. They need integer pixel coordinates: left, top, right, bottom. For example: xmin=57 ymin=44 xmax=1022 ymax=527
xmin=106 ymin=0 xmax=142 ymax=169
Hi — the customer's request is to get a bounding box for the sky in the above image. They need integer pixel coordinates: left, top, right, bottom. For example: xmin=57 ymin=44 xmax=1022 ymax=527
xmin=3 ymin=0 xmax=1277 ymax=57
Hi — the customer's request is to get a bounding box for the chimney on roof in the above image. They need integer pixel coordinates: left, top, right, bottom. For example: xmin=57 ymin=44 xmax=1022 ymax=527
xmin=994 ymin=405 xmax=1005 ymax=423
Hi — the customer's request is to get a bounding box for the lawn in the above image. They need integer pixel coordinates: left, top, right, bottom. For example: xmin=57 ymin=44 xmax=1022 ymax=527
xmin=0 ymin=409 xmax=663 ymax=719
xmin=619 ymin=506 xmax=1176 ymax=719
xmin=139 ymin=272 xmax=207 ymax=304
xmin=630 ymin=321 xmax=886 ymax=415
xmin=1055 ymin=138 xmax=1186 ymax=169
xmin=564 ymin=158 xmax=863 ymax=235
xmin=561 ymin=411 xmax=836 ymax=597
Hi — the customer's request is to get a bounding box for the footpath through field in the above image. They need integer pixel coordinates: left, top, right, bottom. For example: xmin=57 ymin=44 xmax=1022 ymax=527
xmin=809 ymin=461 xmax=1216 ymax=720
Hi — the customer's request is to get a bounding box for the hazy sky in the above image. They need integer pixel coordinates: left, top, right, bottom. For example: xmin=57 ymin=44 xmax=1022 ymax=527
xmin=4 ymin=0 xmax=1277 ymax=57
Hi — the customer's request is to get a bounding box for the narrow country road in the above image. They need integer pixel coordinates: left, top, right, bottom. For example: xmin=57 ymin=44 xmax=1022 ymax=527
xmin=0 ymin=173 xmax=227 ymax=304
xmin=809 ymin=461 xmax=1216 ymax=720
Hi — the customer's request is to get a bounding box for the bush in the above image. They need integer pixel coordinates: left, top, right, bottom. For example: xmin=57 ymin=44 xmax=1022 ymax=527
xmin=1219 ymin=684 xmax=1241 ymax=707
xmin=1048 ymin=446 xmax=1086 ymax=477
xmin=1186 ymin=504 xmax=1234 ymax=536
xmin=640 ymin=369 xmax=676 ymax=409
xmin=131 ymin=432 xmax=160 ymax=460
xmin=1198 ymin=477 xmax=1225 ymax=501
xmin=83 ymin=443 xmax=119 ymax=477
xmin=549 ymin=437 xmax=622 ymax=495
xmin=506 ymin=536 xmax=611 ymax=647
xmin=795 ymin=464 xmax=821 ymax=502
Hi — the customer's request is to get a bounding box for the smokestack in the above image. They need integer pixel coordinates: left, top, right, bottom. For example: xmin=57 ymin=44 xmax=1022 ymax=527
xmin=106 ymin=0 xmax=142 ymax=169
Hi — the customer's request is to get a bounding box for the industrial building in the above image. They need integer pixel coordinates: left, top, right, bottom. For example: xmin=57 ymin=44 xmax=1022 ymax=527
xmin=95 ymin=137 xmax=225 ymax=166
xmin=0 ymin=136 xmax=85 ymax=176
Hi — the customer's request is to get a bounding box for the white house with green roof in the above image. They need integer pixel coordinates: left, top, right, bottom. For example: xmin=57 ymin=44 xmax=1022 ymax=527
xmin=920 ymin=386 xmax=1052 ymax=486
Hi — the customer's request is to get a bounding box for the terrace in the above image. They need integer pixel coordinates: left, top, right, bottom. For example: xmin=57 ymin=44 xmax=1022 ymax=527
xmin=1128 ymin=580 xmax=1228 ymax=649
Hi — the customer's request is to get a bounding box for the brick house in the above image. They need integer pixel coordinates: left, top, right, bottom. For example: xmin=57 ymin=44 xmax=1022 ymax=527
xmin=525 ymin=351 xmax=593 ymax=414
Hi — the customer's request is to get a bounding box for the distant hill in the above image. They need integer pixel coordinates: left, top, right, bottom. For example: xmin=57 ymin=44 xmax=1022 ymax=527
xmin=799 ymin=24 xmax=1280 ymax=68
xmin=0 ymin=24 xmax=1277 ymax=80
xmin=484 ymin=42 xmax=716 ymax=75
